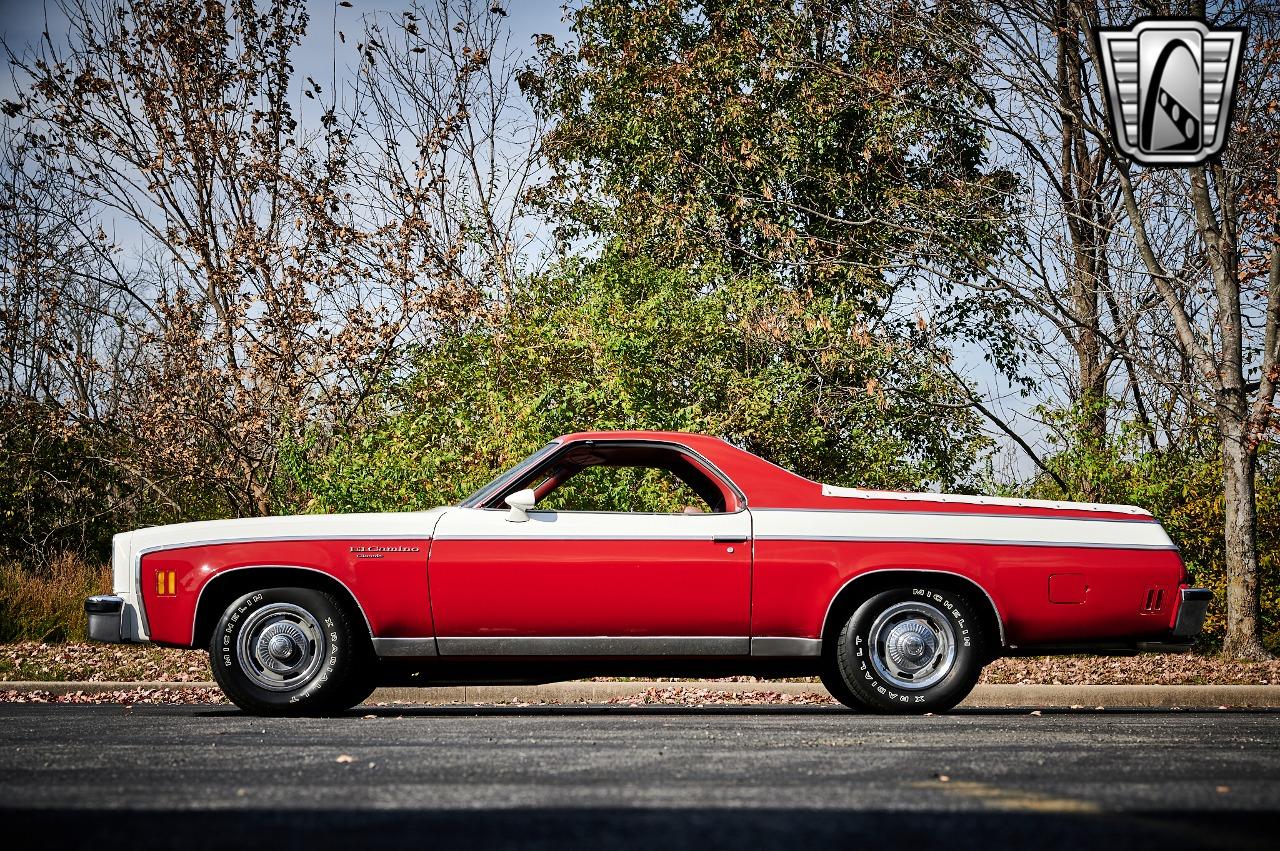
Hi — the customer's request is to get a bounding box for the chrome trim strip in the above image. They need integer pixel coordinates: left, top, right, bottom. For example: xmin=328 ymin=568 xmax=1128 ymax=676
xmin=750 ymin=636 xmax=822 ymax=657
xmin=140 ymin=534 xmax=430 ymax=554
xmin=461 ymin=441 xmax=563 ymax=508
xmin=428 ymin=532 xmax=1176 ymax=549
xmin=187 ymin=564 xmax=377 ymax=647
xmin=436 ymin=636 xmax=750 ymax=656
xmin=132 ymin=549 xmax=149 ymax=639
xmin=749 ymin=507 xmax=1157 ymax=524
xmin=820 ymin=569 xmax=1008 ymax=647
xmin=433 ymin=532 xmax=735 ymax=541
xmin=756 ymin=534 xmax=1177 ymax=551
xmin=372 ymin=637 xmax=440 ymax=657
xmin=817 ymin=484 xmax=1152 ymax=516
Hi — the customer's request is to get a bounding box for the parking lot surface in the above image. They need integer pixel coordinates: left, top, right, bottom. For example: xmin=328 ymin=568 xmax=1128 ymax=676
xmin=2 ymin=703 xmax=1277 ymax=849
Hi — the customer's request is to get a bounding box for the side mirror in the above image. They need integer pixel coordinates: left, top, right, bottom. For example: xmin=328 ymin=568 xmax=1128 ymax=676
xmin=504 ymin=488 xmax=536 ymax=523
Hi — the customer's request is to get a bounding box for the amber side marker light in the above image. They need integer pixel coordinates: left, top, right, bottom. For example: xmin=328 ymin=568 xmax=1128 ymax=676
xmin=155 ymin=569 xmax=176 ymax=596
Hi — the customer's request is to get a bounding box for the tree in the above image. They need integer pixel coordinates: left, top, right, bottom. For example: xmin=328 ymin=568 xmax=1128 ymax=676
xmin=954 ymin=0 xmax=1280 ymax=657
xmin=345 ymin=0 xmax=547 ymax=302
xmin=1086 ymin=0 xmax=1280 ymax=658
xmin=4 ymin=0 xmax=344 ymax=516
xmin=0 ymin=124 xmax=132 ymax=556
xmin=519 ymin=0 xmax=1020 ymax=501
xmin=1 ymin=0 xmax=534 ymax=524
xmin=282 ymin=254 xmax=990 ymax=514
xmin=523 ymin=0 xmax=1015 ymax=296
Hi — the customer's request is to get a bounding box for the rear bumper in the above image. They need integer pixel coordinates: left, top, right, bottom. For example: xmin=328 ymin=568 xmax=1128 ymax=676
xmin=1171 ymin=587 xmax=1212 ymax=639
xmin=85 ymin=595 xmax=129 ymax=643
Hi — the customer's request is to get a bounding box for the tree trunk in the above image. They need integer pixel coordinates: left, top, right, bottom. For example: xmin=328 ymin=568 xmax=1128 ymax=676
xmin=1219 ymin=415 xmax=1270 ymax=659
xmin=1057 ymin=0 xmax=1108 ymax=501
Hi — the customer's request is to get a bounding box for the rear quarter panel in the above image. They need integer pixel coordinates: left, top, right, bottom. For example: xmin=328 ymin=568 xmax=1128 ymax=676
xmin=749 ymin=507 xmax=1186 ymax=647
xmin=750 ymin=539 xmax=1186 ymax=645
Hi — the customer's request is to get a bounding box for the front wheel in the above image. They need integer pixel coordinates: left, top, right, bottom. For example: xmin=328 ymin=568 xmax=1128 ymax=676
xmin=208 ymin=587 xmax=370 ymax=716
xmin=822 ymin=585 xmax=985 ymax=714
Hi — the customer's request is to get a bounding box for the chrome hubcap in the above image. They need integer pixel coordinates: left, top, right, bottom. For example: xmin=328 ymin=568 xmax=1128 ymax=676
xmin=236 ymin=603 xmax=326 ymax=692
xmin=867 ymin=601 xmax=956 ymax=690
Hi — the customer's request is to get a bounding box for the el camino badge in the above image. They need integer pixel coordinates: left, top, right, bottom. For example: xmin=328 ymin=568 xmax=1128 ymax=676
xmin=350 ymin=545 xmax=421 ymax=559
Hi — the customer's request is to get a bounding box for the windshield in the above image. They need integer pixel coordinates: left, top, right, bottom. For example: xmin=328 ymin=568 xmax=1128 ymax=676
xmin=459 ymin=441 xmax=561 ymax=508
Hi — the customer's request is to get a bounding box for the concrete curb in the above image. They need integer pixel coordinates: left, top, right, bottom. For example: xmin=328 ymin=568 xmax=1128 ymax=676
xmin=3 ymin=680 xmax=1280 ymax=708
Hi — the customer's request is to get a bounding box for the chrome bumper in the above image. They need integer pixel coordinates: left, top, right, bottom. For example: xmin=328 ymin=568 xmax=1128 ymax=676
xmin=85 ymin=595 xmax=125 ymax=643
xmin=1171 ymin=587 xmax=1212 ymax=639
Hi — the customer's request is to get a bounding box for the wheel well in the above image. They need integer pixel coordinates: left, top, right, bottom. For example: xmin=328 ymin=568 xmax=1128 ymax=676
xmin=191 ymin=566 xmax=374 ymax=651
xmin=821 ymin=570 xmax=1005 ymax=659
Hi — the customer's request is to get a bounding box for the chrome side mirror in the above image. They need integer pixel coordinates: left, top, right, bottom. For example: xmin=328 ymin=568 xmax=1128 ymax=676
xmin=504 ymin=488 xmax=536 ymax=522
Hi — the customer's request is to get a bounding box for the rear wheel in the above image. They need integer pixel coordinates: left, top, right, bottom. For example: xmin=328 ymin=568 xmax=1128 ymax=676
xmin=822 ymin=585 xmax=985 ymax=714
xmin=208 ymin=587 xmax=371 ymax=716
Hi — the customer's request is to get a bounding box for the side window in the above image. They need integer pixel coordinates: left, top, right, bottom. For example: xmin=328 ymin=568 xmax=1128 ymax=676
xmin=537 ymin=466 xmax=713 ymax=514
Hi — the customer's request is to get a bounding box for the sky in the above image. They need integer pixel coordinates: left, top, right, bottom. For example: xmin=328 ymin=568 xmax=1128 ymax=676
xmin=0 ymin=0 xmax=1044 ymax=481
xmin=0 ymin=1 xmax=572 ymax=95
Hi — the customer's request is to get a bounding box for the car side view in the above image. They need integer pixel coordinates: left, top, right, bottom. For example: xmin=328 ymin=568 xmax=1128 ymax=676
xmin=85 ymin=431 xmax=1210 ymax=715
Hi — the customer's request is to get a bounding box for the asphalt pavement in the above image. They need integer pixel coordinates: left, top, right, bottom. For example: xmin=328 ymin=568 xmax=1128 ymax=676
xmin=2 ymin=703 xmax=1278 ymax=850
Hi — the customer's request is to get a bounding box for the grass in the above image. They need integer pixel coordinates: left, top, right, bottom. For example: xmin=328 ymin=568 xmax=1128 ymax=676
xmin=0 ymin=554 xmax=110 ymax=643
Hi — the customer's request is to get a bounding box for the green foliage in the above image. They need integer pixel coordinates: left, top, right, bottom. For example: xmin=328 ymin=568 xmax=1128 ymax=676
xmin=525 ymin=0 xmax=1016 ymax=295
xmin=537 ymin=466 xmax=706 ymax=513
xmin=280 ymin=255 xmax=988 ymax=513
xmin=1029 ymin=406 xmax=1280 ymax=650
xmin=0 ymin=399 xmax=229 ymax=563
xmin=0 ymin=400 xmax=115 ymax=561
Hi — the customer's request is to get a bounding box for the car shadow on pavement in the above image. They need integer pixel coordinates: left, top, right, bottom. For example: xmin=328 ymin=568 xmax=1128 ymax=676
xmin=182 ymin=703 xmax=1280 ymax=718
xmin=8 ymin=805 xmax=1274 ymax=851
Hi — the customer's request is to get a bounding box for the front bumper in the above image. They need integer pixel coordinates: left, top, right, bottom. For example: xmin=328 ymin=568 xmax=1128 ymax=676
xmin=85 ymin=595 xmax=126 ymax=643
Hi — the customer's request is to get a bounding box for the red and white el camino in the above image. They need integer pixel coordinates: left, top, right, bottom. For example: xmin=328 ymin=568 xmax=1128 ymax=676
xmin=86 ymin=430 xmax=1209 ymax=715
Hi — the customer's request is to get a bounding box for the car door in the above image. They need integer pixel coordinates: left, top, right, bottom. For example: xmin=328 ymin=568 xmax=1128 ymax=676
xmin=426 ymin=504 xmax=752 ymax=655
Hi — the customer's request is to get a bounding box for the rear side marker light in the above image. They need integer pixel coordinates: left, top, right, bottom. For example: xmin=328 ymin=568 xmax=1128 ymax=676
xmin=1142 ymin=586 xmax=1166 ymax=613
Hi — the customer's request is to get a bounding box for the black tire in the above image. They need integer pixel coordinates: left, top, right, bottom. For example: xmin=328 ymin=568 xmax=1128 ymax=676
xmin=320 ymin=660 xmax=379 ymax=713
xmin=822 ymin=585 xmax=985 ymax=714
xmin=208 ymin=586 xmax=371 ymax=716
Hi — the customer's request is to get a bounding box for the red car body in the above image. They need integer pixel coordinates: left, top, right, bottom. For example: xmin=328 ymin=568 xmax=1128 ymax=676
xmin=88 ymin=431 xmax=1209 ymax=711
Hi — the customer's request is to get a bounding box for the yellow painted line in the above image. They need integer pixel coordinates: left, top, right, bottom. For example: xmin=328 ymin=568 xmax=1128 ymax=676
xmin=911 ymin=780 xmax=1101 ymax=814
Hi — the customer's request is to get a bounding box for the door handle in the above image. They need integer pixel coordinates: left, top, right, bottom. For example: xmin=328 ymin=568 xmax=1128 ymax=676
xmin=712 ymin=536 xmax=748 ymax=544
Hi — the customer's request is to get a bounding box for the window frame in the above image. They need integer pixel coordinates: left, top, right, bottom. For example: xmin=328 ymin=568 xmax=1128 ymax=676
xmin=471 ymin=439 xmax=748 ymax=515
